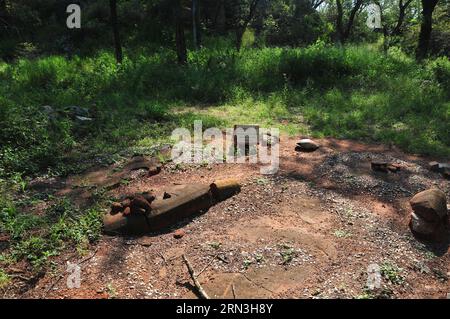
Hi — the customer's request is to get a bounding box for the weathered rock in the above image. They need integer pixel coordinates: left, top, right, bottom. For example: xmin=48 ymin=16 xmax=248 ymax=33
xmin=442 ymin=166 xmax=450 ymax=179
xmin=428 ymin=161 xmax=440 ymax=172
xmin=295 ymin=139 xmax=320 ymax=152
xmin=387 ymin=163 xmax=401 ymax=173
xmin=66 ymin=105 xmax=90 ymax=118
xmin=103 ymin=179 xmax=241 ymax=235
xmin=130 ymin=195 xmax=152 ymax=213
xmin=410 ymin=189 xmax=447 ymax=222
xmin=409 ymin=212 xmax=439 ymax=237
xmin=122 ymin=207 xmax=131 ymax=216
xmin=75 ymin=115 xmax=93 ymax=122
xmin=428 ymin=162 xmax=450 ymax=179
xmin=121 ymin=198 xmax=131 ymax=208
xmin=173 ymin=229 xmax=185 ymax=239
xmin=141 ymin=191 xmax=156 ymax=203
xmin=111 ymin=202 xmax=123 ymax=214
xmin=371 ymin=161 xmax=389 ymax=173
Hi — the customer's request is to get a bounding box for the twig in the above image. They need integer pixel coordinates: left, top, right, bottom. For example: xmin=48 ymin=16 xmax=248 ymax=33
xmin=197 ymin=253 xmax=219 ymax=278
xmin=232 ymin=284 xmax=236 ymax=299
xmin=158 ymin=251 xmax=168 ymax=266
xmin=216 ymin=254 xmax=229 ymax=264
xmin=46 ymin=274 xmax=64 ymax=293
xmin=182 ymin=254 xmax=210 ymax=299
xmin=79 ymin=248 xmax=98 ymax=264
xmin=9 ymin=274 xmax=31 ymax=281
xmin=242 ymin=273 xmax=274 ymax=294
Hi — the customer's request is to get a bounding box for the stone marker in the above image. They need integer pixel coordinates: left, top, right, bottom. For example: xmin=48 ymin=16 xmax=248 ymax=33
xmin=103 ymin=179 xmax=241 ymax=235
xmin=371 ymin=161 xmax=401 ymax=173
xmin=295 ymin=139 xmax=320 ymax=152
xmin=410 ymin=212 xmax=438 ymax=236
xmin=371 ymin=161 xmax=388 ymax=173
xmin=409 ymin=189 xmax=448 ymax=240
xmin=410 ymin=189 xmax=447 ymax=222
xmin=428 ymin=161 xmax=450 ymax=179
xmin=428 ymin=161 xmax=440 ymax=172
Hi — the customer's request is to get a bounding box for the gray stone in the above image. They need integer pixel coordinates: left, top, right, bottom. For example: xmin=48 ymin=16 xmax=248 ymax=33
xmin=295 ymin=139 xmax=320 ymax=152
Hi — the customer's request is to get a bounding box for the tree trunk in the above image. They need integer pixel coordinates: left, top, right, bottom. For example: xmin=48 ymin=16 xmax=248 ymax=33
xmin=175 ymin=0 xmax=187 ymax=64
xmin=392 ymin=0 xmax=413 ymax=35
xmin=236 ymin=0 xmax=260 ymax=51
xmin=109 ymin=0 xmax=122 ymax=63
xmin=235 ymin=28 xmax=244 ymax=51
xmin=192 ymin=0 xmax=201 ymax=49
xmin=336 ymin=0 xmax=363 ymax=44
xmin=195 ymin=0 xmax=201 ymax=47
xmin=416 ymin=0 xmax=439 ymax=60
xmin=215 ymin=0 xmax=226 ymax=34
xmin=335 ymin=0 xmax=344 ymax=43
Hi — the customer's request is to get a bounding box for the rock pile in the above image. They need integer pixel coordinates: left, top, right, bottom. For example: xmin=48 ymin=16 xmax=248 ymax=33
xmin=371 ymin=161 xmax=401 ymax=173
xmin=409 ymin=189 xmax=448 ymax=240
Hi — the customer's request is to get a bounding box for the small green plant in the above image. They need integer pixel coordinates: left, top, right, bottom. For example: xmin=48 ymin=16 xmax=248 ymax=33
xmin=334 ymin=229 xmax=351 ymax=238
xmin=279 ymin=244 xmax=296 ymax=265
xmin=0 ymin=268 xmax=10 ymax=289
xmin=106 ymin=283 xmax=117 ymax=299
xmin=380 ymin=262 xmax=405 ymax=285
xmin=255 ymin=254 xmax=264 ymax=263
xmin=256 ymin=177 xmax=269 ymax=185
xmin=208 ymin=241 xmax=221 ymax=250
xmin=243 ymin=259 xmax=253 ymax=270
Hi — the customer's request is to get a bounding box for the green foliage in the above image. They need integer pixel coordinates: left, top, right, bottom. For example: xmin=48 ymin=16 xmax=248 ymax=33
xmin=0 ymin=268 xmax=10 ymax=289
xmin=0 ymin=43 xmax=448 ymax=181
xmin=380 ymin=261 xmax=405 ymax=285
xmin=0 ymin=188 xmax=103 ymax=271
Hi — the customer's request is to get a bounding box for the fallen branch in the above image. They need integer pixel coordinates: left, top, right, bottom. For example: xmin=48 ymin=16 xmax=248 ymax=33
xmin=197 ymin=252 xmax=220 ymax=278
xmin=182 ymin=254 xmax=210 ymax=299
xmin=216 ymin=254 xmax=229 ymax=264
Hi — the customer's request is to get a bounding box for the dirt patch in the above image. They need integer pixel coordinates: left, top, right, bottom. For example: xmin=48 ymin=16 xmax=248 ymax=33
xmin=6 ymin=136 xmax=449 ymax=299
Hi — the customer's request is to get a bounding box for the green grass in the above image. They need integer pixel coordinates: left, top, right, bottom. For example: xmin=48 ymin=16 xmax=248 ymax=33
xmin=0 ymin=43 xmax=448 ymax=180
xmin=0 ymin=42 xmax=448 ymax=279
xmin=380 ymin=261 xmax=405 ymax=285
xmin=0 ymin=178 xmax=104 ymax=273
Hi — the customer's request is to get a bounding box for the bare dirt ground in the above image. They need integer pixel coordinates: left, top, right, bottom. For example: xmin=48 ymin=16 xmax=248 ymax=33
xmin=5 ymin=136 xmax=450 ymax=299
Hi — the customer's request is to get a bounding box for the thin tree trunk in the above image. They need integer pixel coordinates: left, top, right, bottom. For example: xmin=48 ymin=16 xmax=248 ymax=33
xmin=236 ymin=0 xmax=260 ymax=51
xmin=392 ymin=0 xmax=413 ymax=35
xmin=416 ymin=0 xmax=439 ymax=60
xmin=336 ymin=0 xmax=344 ymax=43
xmin=192 ymin=0 xmax=198 ymax=50
xmin=214 ymin=0 xmax=226 ymax=34
xmin=336 ymin=0 xmax=363 ymax=44
xmin=175 ymin=0 xmax=187 ymax=64
xmin=110 ymin=0 xmax=122 ymax=63
xmin=343 ymin=0 xmax=363 ymax=41
xmin=195 ymin=0 xmax=201 ymax=47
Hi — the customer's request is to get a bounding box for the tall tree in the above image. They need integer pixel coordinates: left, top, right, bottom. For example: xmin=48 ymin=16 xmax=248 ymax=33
xmin=374 ymin=0 xmax=414 ymax=52
xmin=392 ymin=0 xmax=414 ymax=35
xmin=214 ymin=0 xmax=226 ymax=34
xmin=335 ymin=0 xmax=365 ymax=43
xmin=416 ymin=0 xmax=439 ymax=60
xmin=109 ymin=0 xmax=122 ymax=63
xmin=174 ymin=0 xmax=187 ymax=64
xmin=192 ymin=0 xmax=201 ymax=49
xmin=235 ymin=0 xmax=261 ymax=51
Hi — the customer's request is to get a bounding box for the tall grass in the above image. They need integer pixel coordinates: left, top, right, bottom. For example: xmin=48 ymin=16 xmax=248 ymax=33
xmin=0 ymin=42 xmax=449 ymax=178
